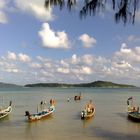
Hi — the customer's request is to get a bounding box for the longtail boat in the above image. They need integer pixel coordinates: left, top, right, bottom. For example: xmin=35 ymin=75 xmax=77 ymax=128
xmin=81 ymin=100 xmax=95 ymax=119
xmin=0 ymin=101 xmax=12 ymax=119
xmin=25 ymin=99 xmax=55 ymax=122
xmin=127 ymin=97 xmax=140 ymax=122
xmin=81 ymin=108 xmax=95 ymax=119
xmin=74 ymin=92 xmax=82 ymax=101
xmin=128 ymin=112 xmax=140 ymax=122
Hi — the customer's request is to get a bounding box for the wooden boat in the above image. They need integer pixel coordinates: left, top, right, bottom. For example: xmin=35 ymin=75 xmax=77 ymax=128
xmin=127 ymin=97 xmax=140 ymax=122
xmin=128 ymin=112 xmax=140 ymax=122
xmin=81 ymin=100 xmax=95 ymax=119
xmin=74 ymin=92 xmax=82 ymax=101
xmin=25 ymin=99 xmax=55 ymax=122
xmin=81 ymin=108 xmax=95 ymax=119
xmin=0 ymin=101 xmax=12 ymax=119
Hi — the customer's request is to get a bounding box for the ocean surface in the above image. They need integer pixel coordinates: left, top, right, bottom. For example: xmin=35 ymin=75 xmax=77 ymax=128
xmin=0 ymin=87 xmax=140 ymax=140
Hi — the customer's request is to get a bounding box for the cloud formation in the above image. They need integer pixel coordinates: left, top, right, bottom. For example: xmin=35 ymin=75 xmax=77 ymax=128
xmin=1 ymin=43 xmax=140 ymax=85
xmin=14 ymin=0 xmax=54 ymax=21
xmin=79 ymin=34 xmax=97 ymax=48
xmin=18 ymin=53 xmax=31 ymax=62
xmin=115 ymin=43 xmax=140 ymax=63
xmin=7 ymin=51 xmax=17 ymax=60
xmin=127 ymin=35 xmax=140 ymax=43
xmin=0 ymin=0 xmax=54 ymax=24
xmin=39 ymin=23 xmax=70 ymax=49
xmin=0 ymin=0 xmax=8 ymax=24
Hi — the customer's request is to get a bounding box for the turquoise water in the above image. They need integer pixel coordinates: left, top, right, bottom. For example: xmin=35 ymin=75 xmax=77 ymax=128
xmin=0 ymin=87 xmax=140 ymax=140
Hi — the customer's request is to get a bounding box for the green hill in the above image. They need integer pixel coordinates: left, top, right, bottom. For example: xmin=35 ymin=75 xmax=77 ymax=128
xmin=0 ymin=82 xmax=21 ymax=88
xmin=24 ymin=81 xmax=135 ymax=88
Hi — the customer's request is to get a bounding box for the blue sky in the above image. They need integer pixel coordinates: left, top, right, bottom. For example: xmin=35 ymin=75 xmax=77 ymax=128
xmin=0 ymin=0 xmax=140 ymax=86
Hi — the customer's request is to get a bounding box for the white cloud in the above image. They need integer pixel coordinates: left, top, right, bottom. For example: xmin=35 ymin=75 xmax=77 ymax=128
xmin=0 ymin=11 xmax=7 ymax=23
xmin=36 ymin=56 xmax=45 ymax=61
xmin=7 ymin=51 xmax=17 ymax=60
xmin=70 ymin=66 xmax=92 ymax=75
xmin=79 ymin=34 xmax=96 ymax=48
xmin=40 ymin=69 xmax=54 ymax=77
xmin=0 ymin=60 xmax=20 ymax=74
xmin=2 ymin=49 xmax=140 ymax=85
xmin=0 ymin=0 xmax=8 ymax=24
xmin=18 ymin=53 xmax=31 ymax=62
xmin=71 ymin=54 xmax=78 ymax=64
xmin=115 ymin=43 xmax=140 ymax=63
xmin=120 ymin=43 xmax=131 ymax=53
xmin=135 ymin=46 xmax=140 ymax=54
xmin=81 ymin=55 xmax=93 ymax=65
xmin=81 ymin=66 xmax=92 ymax=75
xmin=39 ymin=23 xmax=70 ymax=49
xmin=30 ymin=62 xmax=42 ymax=69
xmin=60 ymin=60 xmax=69 ymax=67
xmin=6 ymin=68 xmax=19 ymax=73
xmin=127 ymin=35 xmax=140 ymax=43
xmin=112 ymin=61 xmax=132 ymax=69
xmin=57 ymin=67 xmax=70 ymax=74
xmin=14 ymin=0 xmax=54 ymax=21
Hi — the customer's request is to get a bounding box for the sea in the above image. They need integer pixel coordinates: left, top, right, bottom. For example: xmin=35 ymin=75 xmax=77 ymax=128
xmin=0 ymin=87 xmax=140 ymax=140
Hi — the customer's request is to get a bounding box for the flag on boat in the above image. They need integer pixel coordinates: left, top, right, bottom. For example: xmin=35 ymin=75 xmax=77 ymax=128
xmin=127 ymin=96 xmax=133 ymax=100
xmin=127 ymin=97 xmax=133 ymax=105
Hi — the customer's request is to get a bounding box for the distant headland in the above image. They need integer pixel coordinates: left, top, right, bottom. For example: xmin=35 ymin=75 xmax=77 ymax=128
xmin=0 ymin=82 xmax=21 ymax=88
xmin=24 ymin=81 xmax=136 ymax=88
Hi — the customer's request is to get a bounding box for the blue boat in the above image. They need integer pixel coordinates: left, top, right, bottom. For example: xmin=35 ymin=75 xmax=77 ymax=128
xmin=25 ymin=99 xmax=55 ymax=122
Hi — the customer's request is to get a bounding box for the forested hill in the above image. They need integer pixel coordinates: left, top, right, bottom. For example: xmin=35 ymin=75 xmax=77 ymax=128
xmin=0 ymin=82 xmax=21 ymax=88
xmin=24 ymin=81 xmax=136 ymax=88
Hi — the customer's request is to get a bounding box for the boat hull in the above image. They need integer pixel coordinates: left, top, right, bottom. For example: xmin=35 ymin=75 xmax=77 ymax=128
xmin=26 ymin=106 xmax=55 ymax=122
xmin=0 ymin=102 xmax=12 ymax=120
xmin=128 ymin=112 xmax=140 ymax=122
xmin=81 ymin=109 xmax=95 ymax=120
xmin=28 ymin=112 xmax=53 ymax=122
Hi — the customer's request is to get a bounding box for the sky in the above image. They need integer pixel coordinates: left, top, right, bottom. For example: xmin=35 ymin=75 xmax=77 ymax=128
xmin=0 ymin=0 xmax=140 ymax=86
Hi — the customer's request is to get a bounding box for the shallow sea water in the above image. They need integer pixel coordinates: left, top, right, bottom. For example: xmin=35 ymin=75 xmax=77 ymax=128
xmin=0 ymin=87 xmax=140 ymax=140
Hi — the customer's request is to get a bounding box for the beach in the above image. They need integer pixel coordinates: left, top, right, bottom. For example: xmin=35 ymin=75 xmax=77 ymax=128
xmin=0 ymin=87 xmax=140 ymax=140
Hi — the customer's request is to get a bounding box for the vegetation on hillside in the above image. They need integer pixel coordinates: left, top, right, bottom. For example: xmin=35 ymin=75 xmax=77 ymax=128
xmin=0 ymin=82 xmax=21 ymax=88
xmin=24 ymin=81 xmax=135 ymax=88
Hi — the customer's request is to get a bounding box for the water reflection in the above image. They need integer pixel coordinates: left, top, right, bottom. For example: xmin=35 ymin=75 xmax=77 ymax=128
xmin=81 ymin=116 xmax=95 ymax=128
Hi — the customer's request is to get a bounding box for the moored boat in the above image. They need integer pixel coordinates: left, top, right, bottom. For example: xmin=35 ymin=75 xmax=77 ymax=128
xmin=25 ymin=99 xmax=55 ymax=122
xmin=128 ymin=112 xmax=140 ymax=122
xmin=81 ymin=100 xmax=95 ymax=119
xmin=74 ymin=92 xmax=82 ymax=101
xmin=81 ymin=108 xmax=95 ymax=119
xmin=127 ymin=97 xmax=140 ymax=122
xmin=0 ymin=101 xmax=12 ymax=119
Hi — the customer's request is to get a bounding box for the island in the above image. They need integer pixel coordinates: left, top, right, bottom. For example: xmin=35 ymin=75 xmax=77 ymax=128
xmin=0 ymin=82 xmax=21 ymax=88
xmin=24 ymin=81 xmax=136 ymax=88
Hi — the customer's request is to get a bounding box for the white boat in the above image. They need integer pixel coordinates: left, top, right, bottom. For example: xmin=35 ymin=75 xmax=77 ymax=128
xmin=0 ymin=101 xmax=12 ymax=119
